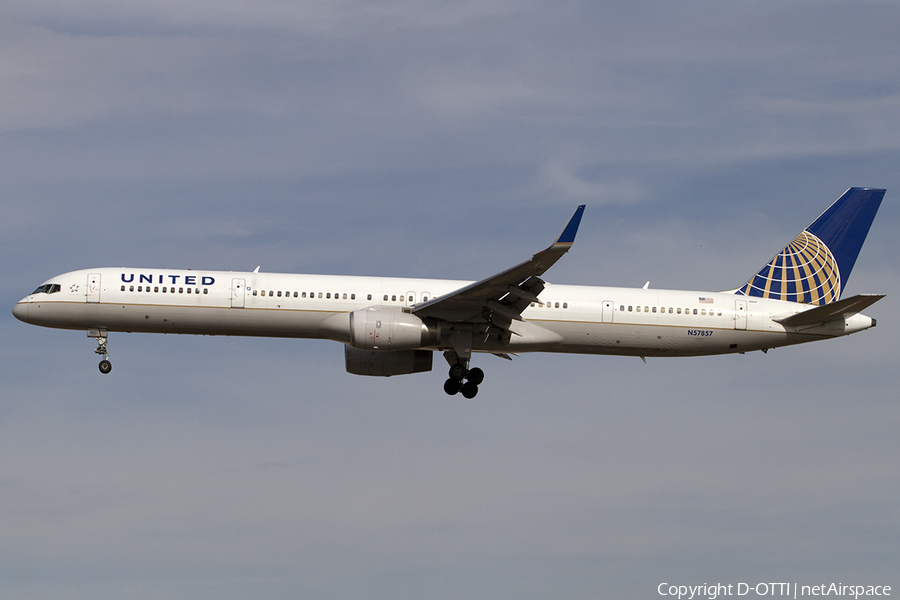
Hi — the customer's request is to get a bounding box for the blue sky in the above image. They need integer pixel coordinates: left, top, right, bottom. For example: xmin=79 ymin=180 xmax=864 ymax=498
xmin=2 ymin=1 xmax=899 ymax=598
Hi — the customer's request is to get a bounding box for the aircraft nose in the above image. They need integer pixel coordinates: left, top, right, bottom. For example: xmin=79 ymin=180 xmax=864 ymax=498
xmin=12 ymin=301 xmax=28 ymax=322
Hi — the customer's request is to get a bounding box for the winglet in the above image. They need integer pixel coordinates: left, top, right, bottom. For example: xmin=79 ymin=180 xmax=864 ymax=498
xmin=554 ymin=205 xmax=586 ymax=247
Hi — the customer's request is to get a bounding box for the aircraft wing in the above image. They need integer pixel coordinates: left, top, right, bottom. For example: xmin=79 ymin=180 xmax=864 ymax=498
xmin=773 ymin=293 xmax=885 ymax=327
xmin=413 ymin=205 xmax=585 ymax=330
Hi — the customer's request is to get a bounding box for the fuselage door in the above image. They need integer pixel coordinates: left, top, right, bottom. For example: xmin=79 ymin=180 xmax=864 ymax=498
xmin=734 ymin=299 xmax=748 ymax=330
xmin=87 ymin=273 xmax=101 ymax=303
xmin=231 ymin=278 xmax=246 ymax=308
xmin=601 ymin=300 xmax=614 ymax=323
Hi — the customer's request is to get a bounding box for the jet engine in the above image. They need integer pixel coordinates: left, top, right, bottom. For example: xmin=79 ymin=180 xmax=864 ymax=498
xmin=344 ymin=345 xmax=433 ymax=377
xmin=348 ymin=308 xmax=440 ymax=351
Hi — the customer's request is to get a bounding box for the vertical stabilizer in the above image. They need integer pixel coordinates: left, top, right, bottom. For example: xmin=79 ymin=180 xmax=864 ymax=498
xmin=736 ymin=187 xmax=884 ymax=305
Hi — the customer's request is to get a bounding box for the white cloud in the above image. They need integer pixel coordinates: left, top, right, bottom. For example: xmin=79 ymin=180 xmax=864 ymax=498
xmin=533 ymin=159 xmax=644 ymax=204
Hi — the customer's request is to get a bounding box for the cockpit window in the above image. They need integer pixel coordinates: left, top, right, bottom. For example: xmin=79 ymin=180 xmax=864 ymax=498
xmin=31 ymin=284 xmax=61 ymax=295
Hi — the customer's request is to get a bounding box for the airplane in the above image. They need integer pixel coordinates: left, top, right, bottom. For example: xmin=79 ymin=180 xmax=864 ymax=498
xmin=13 ymin=187 xmax=885 ymax=398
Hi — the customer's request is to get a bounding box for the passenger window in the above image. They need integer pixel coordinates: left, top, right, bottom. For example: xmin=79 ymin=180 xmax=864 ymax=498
xmin=179 ymin=287 xmax=183 ymax=293
xmin=367 ymin=294 xmax=372 ymax=300
xmin=351 ymin=294 xmax=356 ymax=300
xmin=620 ymin=305 xmax=625 ymax=311
xmin=701 ymin=309 xmax=706 ymax=315
xmin=383 ymin=295 xmax=388 ymax=301
xmin=628 ymin=306 xmax=633 ymax=312
xmin=203 ymin=289 xmax=208 ymax=294
xmin=188 ymin=288 xmax=192 ymax=294
xmin=252 ymin=290 xmax=257 ymax=296
xmin=326 ymin=293 xmax=331 ymax=299
xmin=130 ymin=286 xmax=134 ymax=292
xmin=301 ymin=292 xmax=306 ymax=298
xmin=677 ymin=308 xmax=682 ymax=314
xmin=693 ymin=308 xmax=698 ymax=315
xmin=392 ymin=295 xmax=397 ymax=302
xmin=652 ymin=307 xmax=657 ymax=313
xmin=636 ymin=306 xmax=641 ymax=312
xmin=154 ymin=287 xmax=159 ymax=292
xmin=668 ymin=307 xmax=673 ymax=314
xmin=343 ymin=293 xmax=348 ymax=299
xmin=121 ymin=285 xmax=125 ymax=291
xmin=318 ymin=293 xmax=322 ymax=298
xmin=563 ymin=302 xmax=568 ymax=309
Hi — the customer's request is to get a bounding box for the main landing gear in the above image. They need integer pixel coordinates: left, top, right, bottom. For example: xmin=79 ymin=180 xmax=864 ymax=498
xmin=92 ymin=330 xmax=112 ymax=374
xmin=443 ymin=363 xmax=484 ymax=399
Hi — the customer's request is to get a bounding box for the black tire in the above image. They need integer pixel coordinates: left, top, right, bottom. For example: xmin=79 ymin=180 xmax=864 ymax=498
xmin=98 ymin=360 xmax=112 ymax=374
xmin=467 ymin=367 xmax=484 ymax=385
xmin=448 ymin=364 xmax=466 ymax=381
xmin=443 ymin=378 xmax=461 ymax=395
xmin=461 ymin=381 xmax=478 ymax=399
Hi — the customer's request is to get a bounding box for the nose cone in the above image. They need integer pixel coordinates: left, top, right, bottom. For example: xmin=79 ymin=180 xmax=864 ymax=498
xmin=12 ymin=301 xmax=28 ymax=322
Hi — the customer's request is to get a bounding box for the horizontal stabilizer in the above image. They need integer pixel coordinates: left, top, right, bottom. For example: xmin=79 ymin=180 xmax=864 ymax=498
xmin=774 ymin=293 xmax=884 ymax=327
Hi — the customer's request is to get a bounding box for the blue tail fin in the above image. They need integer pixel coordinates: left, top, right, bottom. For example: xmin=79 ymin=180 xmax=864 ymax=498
xmin=736 ymin=187 xmax=884 ymax=305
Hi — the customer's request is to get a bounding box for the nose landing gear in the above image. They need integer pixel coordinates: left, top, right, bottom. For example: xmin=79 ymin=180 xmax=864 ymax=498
xmin=90 ymin=330 xmax=112 ymax=374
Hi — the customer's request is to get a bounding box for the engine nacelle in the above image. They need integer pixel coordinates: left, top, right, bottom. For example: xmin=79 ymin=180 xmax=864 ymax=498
xmin=344 ymin=345 xmax=433 ymax=377
xmin=349 ymin=309 xmax=440 ymax=351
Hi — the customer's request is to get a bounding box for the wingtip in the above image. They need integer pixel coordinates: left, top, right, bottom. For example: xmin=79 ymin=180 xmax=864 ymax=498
xmin=554 ymin=205 xmax=585 ymax=246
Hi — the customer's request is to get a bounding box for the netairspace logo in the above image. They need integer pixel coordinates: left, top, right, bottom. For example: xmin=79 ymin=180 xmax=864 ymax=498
xmin=657 ymin=582 xmax=892 ymax=600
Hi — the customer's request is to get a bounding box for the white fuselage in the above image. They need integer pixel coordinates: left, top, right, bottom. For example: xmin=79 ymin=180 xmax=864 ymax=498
xmin=13 ymin=267 xmax=876 ymax=358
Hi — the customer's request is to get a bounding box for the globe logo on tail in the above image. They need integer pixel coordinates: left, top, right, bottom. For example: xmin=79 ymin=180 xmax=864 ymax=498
xmin=738 ymin=230 xmax=840 ymax=305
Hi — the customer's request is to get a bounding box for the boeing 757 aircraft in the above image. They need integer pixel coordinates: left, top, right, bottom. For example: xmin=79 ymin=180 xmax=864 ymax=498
xmin=13 ymin=188 xmax=885 ymax=398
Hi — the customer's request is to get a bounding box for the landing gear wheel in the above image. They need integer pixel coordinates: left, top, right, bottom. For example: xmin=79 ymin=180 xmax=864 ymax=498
xmin=467 ymin=367 xmax=484 ymax=386
xmin=443 ymin=378 xmax=461 ymax=395
xmin=461 ymin=381 xmax=479 ymax=399
xmin=448 ymin=364 xmax=467 ymax=381
xmin=98 ymin=360 xmax=112 ymax=374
